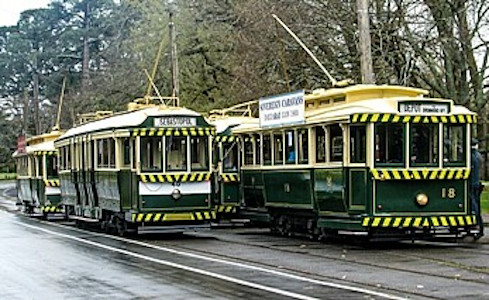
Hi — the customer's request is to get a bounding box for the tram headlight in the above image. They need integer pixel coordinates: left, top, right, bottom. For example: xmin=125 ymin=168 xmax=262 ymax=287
xmin=172 ymin=188 xmax=182 ymax=200
xmin=415 ymin=193 xmax=429 ymax=206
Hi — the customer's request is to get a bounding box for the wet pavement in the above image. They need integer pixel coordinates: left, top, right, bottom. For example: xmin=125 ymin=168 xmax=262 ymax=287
xmin=0 ymin=181 xmax=404 ymax=300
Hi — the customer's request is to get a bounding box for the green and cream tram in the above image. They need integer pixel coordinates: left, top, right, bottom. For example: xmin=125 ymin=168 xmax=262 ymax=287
xmin=234 ymin=85 xmax=477 ymax=239
xmin=13 ymin=131 xmax=63 ymax=216
xmin=54 ymin=99 xmax=216 ymax=235
xmin=207 ymin=102 xmax=259 ymax=219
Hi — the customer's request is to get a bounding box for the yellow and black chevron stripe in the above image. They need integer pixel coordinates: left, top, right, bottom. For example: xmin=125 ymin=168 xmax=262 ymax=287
xmin=132 ymin=127 xmax=215 ymax=137
xmin=131 ymin=211 xmax=216 ymax=222
xmin=140 ymin=173 xmax=211 ymax=183
xmin=44 ymin=179 xmax=60 ymax=187
xmin=214 ymin=136 xmax=237 ymax=143
xmin=351 ymin=113 xmax=476 ymax=124
xmin=42 ymin=206 xmax=63 ymax=213
xmin=215 ymin=205 xmax=237 ymax=214
xmin=35 ymin=151 xmax=57 ymax=156
xmin=221 ymin=174 xmax=239 ymax=183
xmin=362 ymin=215 xmax=476 ymax=228
xmin=371 ymin=168 xmax=470 ymax=180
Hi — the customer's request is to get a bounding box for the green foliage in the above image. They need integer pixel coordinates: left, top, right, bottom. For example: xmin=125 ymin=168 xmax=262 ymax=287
xmin=0 ymin=0 xmax=489 ymax=169
xmin=0 ymin=173 xmax=16 ymax=180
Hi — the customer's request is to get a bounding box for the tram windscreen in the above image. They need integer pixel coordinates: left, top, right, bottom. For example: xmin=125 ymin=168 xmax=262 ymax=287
xmin=166 ymin=136 xmax=187 ymax=171
xmin=411 ymin=124 xmax=438 ymax=165
xmin=443 ymin=124 xmax=465 ymax=165
xmin=375 ymin=124 xmax=404 ymax=165
xmin=47 ymin=156 xmax=57 ymax=179
xmin=190 ymin=136 xmax=209 ymax=171
xmin=223 ymin=142 xmax=238 ymax=171
xmin=141 ymin=137 xmax=163 ymax=171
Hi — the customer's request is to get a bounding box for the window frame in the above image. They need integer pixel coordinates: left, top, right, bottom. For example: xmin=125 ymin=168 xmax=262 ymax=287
xmin=374 ymin=123 xmax=405 ymax=167
xmin=442 ymin=123 xmax=466 ymax=167
xmin=409 ymin=123 xmax=440 ymax=167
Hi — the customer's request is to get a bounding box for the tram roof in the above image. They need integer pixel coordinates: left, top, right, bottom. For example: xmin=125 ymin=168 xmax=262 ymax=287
xmin=59 ymin=106 xmax=203 ymax=140
xmin=304 ymin=84 xmax=428 ymax=102
xmin=207 ymin=116 xmax=259 ymax=134
xmin=13 ymin=140 xmax=56 ymax=158
xmin=233 ymin=84 xmax=476 ymax=133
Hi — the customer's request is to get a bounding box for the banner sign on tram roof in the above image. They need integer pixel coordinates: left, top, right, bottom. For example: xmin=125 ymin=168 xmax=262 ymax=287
xmin=259 ymin=90 xmax=305 ymax=128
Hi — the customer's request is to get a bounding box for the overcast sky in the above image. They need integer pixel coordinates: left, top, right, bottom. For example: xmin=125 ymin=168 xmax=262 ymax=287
xmin=0 ymin=0 xmax=52 ymax=26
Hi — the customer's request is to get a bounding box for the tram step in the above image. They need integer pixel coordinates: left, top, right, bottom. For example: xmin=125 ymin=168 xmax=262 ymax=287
xmin=137 ymin=224 xmax=211 ymax=234
xmin=69 ymin=215 xmax=100 ymax=223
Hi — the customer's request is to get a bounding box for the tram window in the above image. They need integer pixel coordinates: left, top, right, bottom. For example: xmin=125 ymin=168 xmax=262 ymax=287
xmin=273 ymin=132 xmax=284 ymax=164
xmin=330 ymin=125 xmax=343 ymax=162
xmin=166 ymin=136 xmax=187 ymax=171
xmin=90 ymin=141 xmax=96 ymax=170
xmin=263 ymin=134 xmax=272 ymax=165
xmin=223 ymin=142 xmax=238 ymax=171
xmin=23 ymin=157 xmax=29 ymax=176
xmin=97 ymin=139 xmax=104 ymax=167
xmin=191 ymin=137 xmax=209 ymax=171
xmin=140 ymin=137 xmax=163 ymax=171
xmin=350 ymin=125 xmax=366 ymax=163
xmin=315 ymin=126 xmax=326 ymax=163
xmin=47 ymin=156 xmax=57 ymax=179
xmin=298 ymin=129 xmax=309 ymax=164
xmin=411 ymin=124 xmax=438 ymax=166
xmin=375 ymin=124 xmax=404 ymax=165
xmin=29 ymin=156 xmax=35 ymax=176
xmin=443 ymin=124 xmax=465 ymax=165
xmin=66 ymin=145 xmax=71 ymax=170
xmin=244 ymin=137 xmax=253 ymax=165
xmin=122 ymin=138 xmax=131 ymax=167
xmin=285 ymin=130 xmax=296 ymax=164
xmin=108 ymin=139 xmax=115 ymax=168
xmin=37 ymin=156 xmax=43 ymax=177
xmin=131 ymin=139 xmax=136 ymax=169
xmin=254 ymin=134 xmax=261 ymax=165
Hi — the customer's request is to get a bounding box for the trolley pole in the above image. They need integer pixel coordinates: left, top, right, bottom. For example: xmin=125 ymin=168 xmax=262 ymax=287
xmin=169 ymin=11 xmax=180 ymax=98
xmin=356 ymin=0 xmax=375 ymax=84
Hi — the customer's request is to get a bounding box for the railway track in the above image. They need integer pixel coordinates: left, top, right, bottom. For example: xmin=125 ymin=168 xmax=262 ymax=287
xmin=174 ymin=228 xmax=489 ymax=296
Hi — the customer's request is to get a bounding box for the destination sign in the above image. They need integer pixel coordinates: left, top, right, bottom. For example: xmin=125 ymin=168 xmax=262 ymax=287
xmin=259 ymin=90 xmax=305 ymax=128
xmin=399 ymin=102 xmax=449 ymax=115
xmin=154 ymin=116 xmax=197 ymax=127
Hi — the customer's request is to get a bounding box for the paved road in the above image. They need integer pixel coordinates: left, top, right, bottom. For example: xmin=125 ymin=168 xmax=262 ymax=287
xmin=0 ymin=182 xmax=405 ymax=300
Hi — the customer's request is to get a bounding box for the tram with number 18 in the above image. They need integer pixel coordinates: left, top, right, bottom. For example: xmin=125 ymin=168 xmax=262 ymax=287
xmin=233 ymin=84 xmax=478 ymax=240
xmin=53 ymin=97 xmax=216 ymax=235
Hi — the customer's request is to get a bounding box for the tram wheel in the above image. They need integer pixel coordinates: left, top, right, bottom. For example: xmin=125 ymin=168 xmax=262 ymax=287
xmin=307 ymin=219 xmax=319 ymax=240
xmin=269 ymin=214 xmax=280 ymax=235
xmin=115 ymin=216 xmax=127 ymax=237
xmin=278 ymin=215 xmax=291 ymax=237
